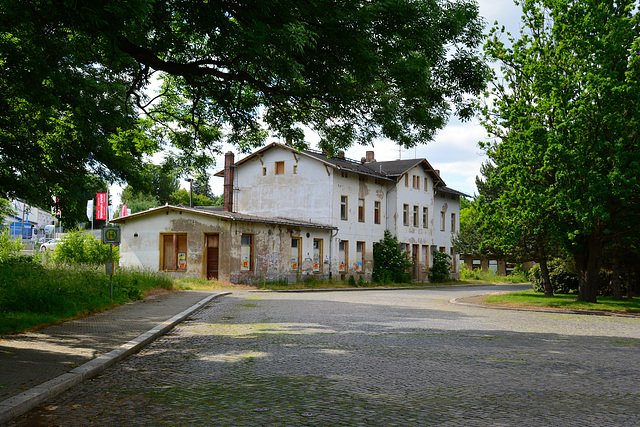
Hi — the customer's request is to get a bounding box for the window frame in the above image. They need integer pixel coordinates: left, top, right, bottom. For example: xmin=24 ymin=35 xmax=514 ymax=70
xmin=422 ymin=207 xmax=428 ymax=228
xmin=160 ymin=233 xmax=188 ymax=272
xmin=374 ymin=200 xmax=381 ymax=224
xmin=358 ymin=198 xmax=365 ymax=222
xmin=356 ymin=241 xmax=365 ymax=272
xmin=412 ymin=205 xmax=419 ymax=227
xmin=240 ymin=233 xmax=254 ymax=271
xmin=291 ymin=237 xmax=302 ymax=270
xmin=275 ymin=161 xmax=285 ymax=175
xmin=403 ymin=204 xmax=409 ymax=226
xmin=340 ymin=195 xmax=348 ymax=220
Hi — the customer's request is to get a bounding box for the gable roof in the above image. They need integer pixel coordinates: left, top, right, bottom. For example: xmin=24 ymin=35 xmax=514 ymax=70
xmin=111 ymin=204 xmax=337 ymax=230
xmin=214 ymin=142 xmax=446 ymax=186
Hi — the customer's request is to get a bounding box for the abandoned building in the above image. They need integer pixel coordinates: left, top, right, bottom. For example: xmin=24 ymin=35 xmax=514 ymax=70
xmin=112 ymin=143 xmax=466 ymax=283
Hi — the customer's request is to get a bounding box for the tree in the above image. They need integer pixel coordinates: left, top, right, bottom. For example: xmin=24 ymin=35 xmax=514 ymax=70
xmin=1 ymin=0 xmax=489 ymax=221
xmin=429 ymin=251 xmax=452 ymax=282
xmin=121 ymin=186 xmax=160 ymax=214
xmin=482 ymin=0 xmax=640 ymax=302
xmin=168 ymin=189 xmax=216 ymax=207
xmin=372 ymin=231 xmax=413 ymax=283
xmin=0 ymin=199 xmax=15 ymax=228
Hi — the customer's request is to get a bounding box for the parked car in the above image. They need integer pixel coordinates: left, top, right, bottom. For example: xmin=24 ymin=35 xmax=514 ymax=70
xmin=40 ymin=239 xmax=61 ymax=252
xmin=37 ymin=237 xmax=52 ymax=245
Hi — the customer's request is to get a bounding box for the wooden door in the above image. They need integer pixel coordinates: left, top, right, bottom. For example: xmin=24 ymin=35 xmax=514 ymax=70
xmin=206 ymin=234 xmax=219 ymax=280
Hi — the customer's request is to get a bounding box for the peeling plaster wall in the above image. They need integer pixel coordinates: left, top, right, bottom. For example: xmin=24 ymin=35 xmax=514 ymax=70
xmin=235 ymin=147 xmax=333 ymax=223
xmin=115 ymin=209 xmax=333 ymax=284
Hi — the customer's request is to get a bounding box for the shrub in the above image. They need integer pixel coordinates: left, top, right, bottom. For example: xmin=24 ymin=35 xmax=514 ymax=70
xmin=372 ymin=231 xmax=413 ymax=284
xmin=0 ymin=229 xmax=24 ymax=261
xmin=529 ymin=258 xmax=579 ymax=294
xmin=429 ymin=251 xmax=452 ymax=282
xmin=51 ymin=229 xmax=118 ymax=265
xmin=347 ymin=275 xmax=357 ymax=287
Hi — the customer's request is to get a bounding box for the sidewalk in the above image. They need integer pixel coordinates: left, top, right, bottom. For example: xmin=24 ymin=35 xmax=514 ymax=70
xmin=0 ymin=290 xmax=229 ymax=424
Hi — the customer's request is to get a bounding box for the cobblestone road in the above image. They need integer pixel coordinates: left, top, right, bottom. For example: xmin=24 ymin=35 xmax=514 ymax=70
xmin=12 ymin=285 xmax=640 ymax=426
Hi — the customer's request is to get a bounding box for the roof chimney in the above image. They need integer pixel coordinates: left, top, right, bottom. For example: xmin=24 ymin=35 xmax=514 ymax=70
xmin=223 ymin=151 xmax=234 ymax=212
xmin=337 ymin=150 xmax=345 ymax=159
xmin=365 ymin=151 xmax=375 ymax=162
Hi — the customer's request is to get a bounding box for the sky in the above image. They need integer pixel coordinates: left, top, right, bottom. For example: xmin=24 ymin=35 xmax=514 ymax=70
xmin=111 ymin=0 xmax=523 ymax=206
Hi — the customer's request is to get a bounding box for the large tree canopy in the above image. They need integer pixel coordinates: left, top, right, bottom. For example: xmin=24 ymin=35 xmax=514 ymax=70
xmin=481 ymin=0 xmax=640 ymax=302
xmin=1 ymin=0 xmax=488 ymax=222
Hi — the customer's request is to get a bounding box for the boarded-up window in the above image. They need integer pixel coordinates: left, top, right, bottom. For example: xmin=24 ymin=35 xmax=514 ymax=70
xmin=275 ymin=161 xmax=284 ymax=175
xmin=313 ymin=239 xmax=323 ymax=272
xmin=423 ymin=207 xmax=428 ymax=228
xmin=340 ymin=195 xmax=348 ymax=220
xmin=374 ymin=201 xmax=381 ymax=224
xmin=356 ymin=241 xmax=365 ymax=272
xmin=291 ymin=237 xmax=301 ymax=270
xmin=358 ymin=198 xmax=365 ymax=222
xmin=339 ymin=240 xmax=348 ymax=272
xmin=161 ymin=234 xmax=187 ymax=271
xmin=241 ymin=234 xmax=253 ymax=271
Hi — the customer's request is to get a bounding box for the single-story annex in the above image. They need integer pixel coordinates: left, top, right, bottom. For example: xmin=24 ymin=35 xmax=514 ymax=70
xmin=111 ymin=205 xmax=336 ymax=283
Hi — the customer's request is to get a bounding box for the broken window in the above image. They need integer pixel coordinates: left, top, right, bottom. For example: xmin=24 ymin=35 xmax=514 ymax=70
xmin=340 ymin=195 xmax=348 ymax=220
xmin=291 ymin=237 xmax=301 ymax=270
xmin=313 ymin=239 xmax=323 ymax=272
xmin=358 ymin=198 xmax=365 ymax=222
xmin=339 ymin=240 xmax=348 ymax=272
xmin=374 ymin=201 xmax=381 ymax=224
xmin=356 ymin=241 xmax=365 ymax=272
xmin=241 ymin=234 xmax=253 ymax=271
xmin=262 ymin=167 xmax=267 ymax=176
xmin=161 ymin=233 xmax=187 ymax=271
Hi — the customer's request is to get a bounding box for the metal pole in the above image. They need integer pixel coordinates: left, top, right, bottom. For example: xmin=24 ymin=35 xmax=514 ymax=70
xmin=110 ymin=244 xmax=113 ymax=300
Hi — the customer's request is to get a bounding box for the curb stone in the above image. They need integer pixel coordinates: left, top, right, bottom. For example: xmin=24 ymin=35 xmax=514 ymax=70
xmin=0 ymin=292 xmax=230 ymax=425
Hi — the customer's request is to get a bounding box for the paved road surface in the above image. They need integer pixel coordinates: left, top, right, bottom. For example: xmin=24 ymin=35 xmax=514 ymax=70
xmin=11 ymin=285 xmax=640 ymax=426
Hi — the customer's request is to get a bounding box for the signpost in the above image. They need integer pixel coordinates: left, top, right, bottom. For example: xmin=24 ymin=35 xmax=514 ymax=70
xmin=102 ymin=226 xmax=121 ymax=300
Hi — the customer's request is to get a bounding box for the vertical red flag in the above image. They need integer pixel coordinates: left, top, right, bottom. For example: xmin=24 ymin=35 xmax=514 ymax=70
xmin=120 ymin=203 xmax=127 ymax=217
xmin=96 ymin=193 xmax=107 ymax=220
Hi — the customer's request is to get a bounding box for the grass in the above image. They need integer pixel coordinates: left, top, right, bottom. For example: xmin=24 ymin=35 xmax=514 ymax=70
xmin=0 ymin=257 xmax=175 ymax=335
xmin=459 ymin=265 xmax=530 ymax=283
xmin=484 ymin=290 xmax=640 ymax=314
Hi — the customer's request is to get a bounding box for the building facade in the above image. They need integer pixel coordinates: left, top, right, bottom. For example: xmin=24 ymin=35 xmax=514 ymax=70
xmin=215 ymin=143 xmax=466 ymax=281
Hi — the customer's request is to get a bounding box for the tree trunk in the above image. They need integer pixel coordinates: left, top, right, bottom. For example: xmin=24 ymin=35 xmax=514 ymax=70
xmin=537 ymin=241 xmax=553 ymax=297
xmin=626 ymin=265 xmax=634 ymax=299
xmin=611 ymin=257 xmax=622 ymax=300
xmin=575 ymin=232 xmax=603 ymax=303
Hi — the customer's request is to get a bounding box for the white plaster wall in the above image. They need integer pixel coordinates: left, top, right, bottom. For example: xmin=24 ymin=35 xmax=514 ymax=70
xmin=432 ymin=190 xmax=461 ymax=272
xmin=235 ymin=147 xmax=333 ymax=223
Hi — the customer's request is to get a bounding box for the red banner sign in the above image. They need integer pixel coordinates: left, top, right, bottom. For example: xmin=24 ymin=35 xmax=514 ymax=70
xmin=96 ymin=193 xmax=107 ymax=220
xmin=120 ymin=203 xmax=127 ymax=218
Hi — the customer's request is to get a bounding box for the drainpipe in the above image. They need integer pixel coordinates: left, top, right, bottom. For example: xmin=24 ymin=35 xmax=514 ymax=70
xmin=223 ymin=152 xmax=235 ymax=212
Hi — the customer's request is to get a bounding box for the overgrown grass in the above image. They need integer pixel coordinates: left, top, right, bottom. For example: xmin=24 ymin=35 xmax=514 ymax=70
xmin=484 ymin=290 xmax=640 ymax=314
xmin=459 ymin=265 xmax=529 ymax=283
xmin=0 ymin=257 xmax=174 ymax=335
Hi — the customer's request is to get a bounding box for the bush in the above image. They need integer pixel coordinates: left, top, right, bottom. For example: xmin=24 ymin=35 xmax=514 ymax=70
xmin=50 ymin=229 xmax=118 ymax=265
xmin=529 ymin=258 xmax=579 ymax=294
xmin=372 ymin=231 xmax=413 ymax=284
xmin=429 ymin=251 xmax=451 ymax=282
xmin=0 ymin=229 xmax=24 ymax=261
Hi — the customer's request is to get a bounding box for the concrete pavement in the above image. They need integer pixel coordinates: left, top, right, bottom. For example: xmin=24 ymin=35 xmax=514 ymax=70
xmin=0 ymin=290 xmax=229 ymax=424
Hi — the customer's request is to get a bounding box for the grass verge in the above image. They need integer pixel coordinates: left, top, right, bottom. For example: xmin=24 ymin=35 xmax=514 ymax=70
xmin=483 ymin=290 xmax=640 ymax=314
xmin=0 ymin=257 xmax=174 ymax=335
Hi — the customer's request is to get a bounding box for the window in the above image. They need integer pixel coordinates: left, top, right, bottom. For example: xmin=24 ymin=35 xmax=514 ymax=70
xmin=358 ymin=198 xmax=365 ymax=222
xmin=424 ymin=177 xmax=428 ymax=192
xmin=405 ymin=174 xmax=409 ymax=187
xmin=356 ymin=241 xmax=365 ymax=272
xmin=262 ymin=167 xmax=267 ymax=176
xmin=489 ymin=259 xmax=498 ymax=272
xmin=339 ymin=240 xmax=348 ymax=272
xmin=241 ymin=234 xmax=253 ymax=271
xmin=275 ymin=161 xmax=284 ymax=175
xmin=451 ymin=213 xmax=456 ymax=232
xmin=412 ymin=175 xmax=420 ymax=189
xmin=422 ymin=207 xmax=428 ymax=228
xmin=374 ymin=201 xmax=381 ymax=224
xmin=340 ymin=196 xmax=348 ymax=220
xmin=313 ymin=239 xmax=323 ymax=272
xmin=422 ymin=245 xmax=429 ymax=271
xmin=161 ymin=233 xmax=187 ymax=271
xmin=412 ymin=205 xmax=419 ymax=227
xmin=441 ymin=211 xmax=446 ymax=231
xmin=291 ymin=237 xmax=301 ymax=270
xmin=293 ymin=165 xmax=298 ymax=174
xmin=403 ymin=204 xmax=409 ymax=226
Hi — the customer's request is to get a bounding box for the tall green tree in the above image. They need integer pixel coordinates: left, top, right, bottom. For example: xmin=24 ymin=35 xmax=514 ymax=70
xmin=1 ymin=0 xmax=489 ymax=221
xmin=482 ymin=0 xmax=640 ymax=302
